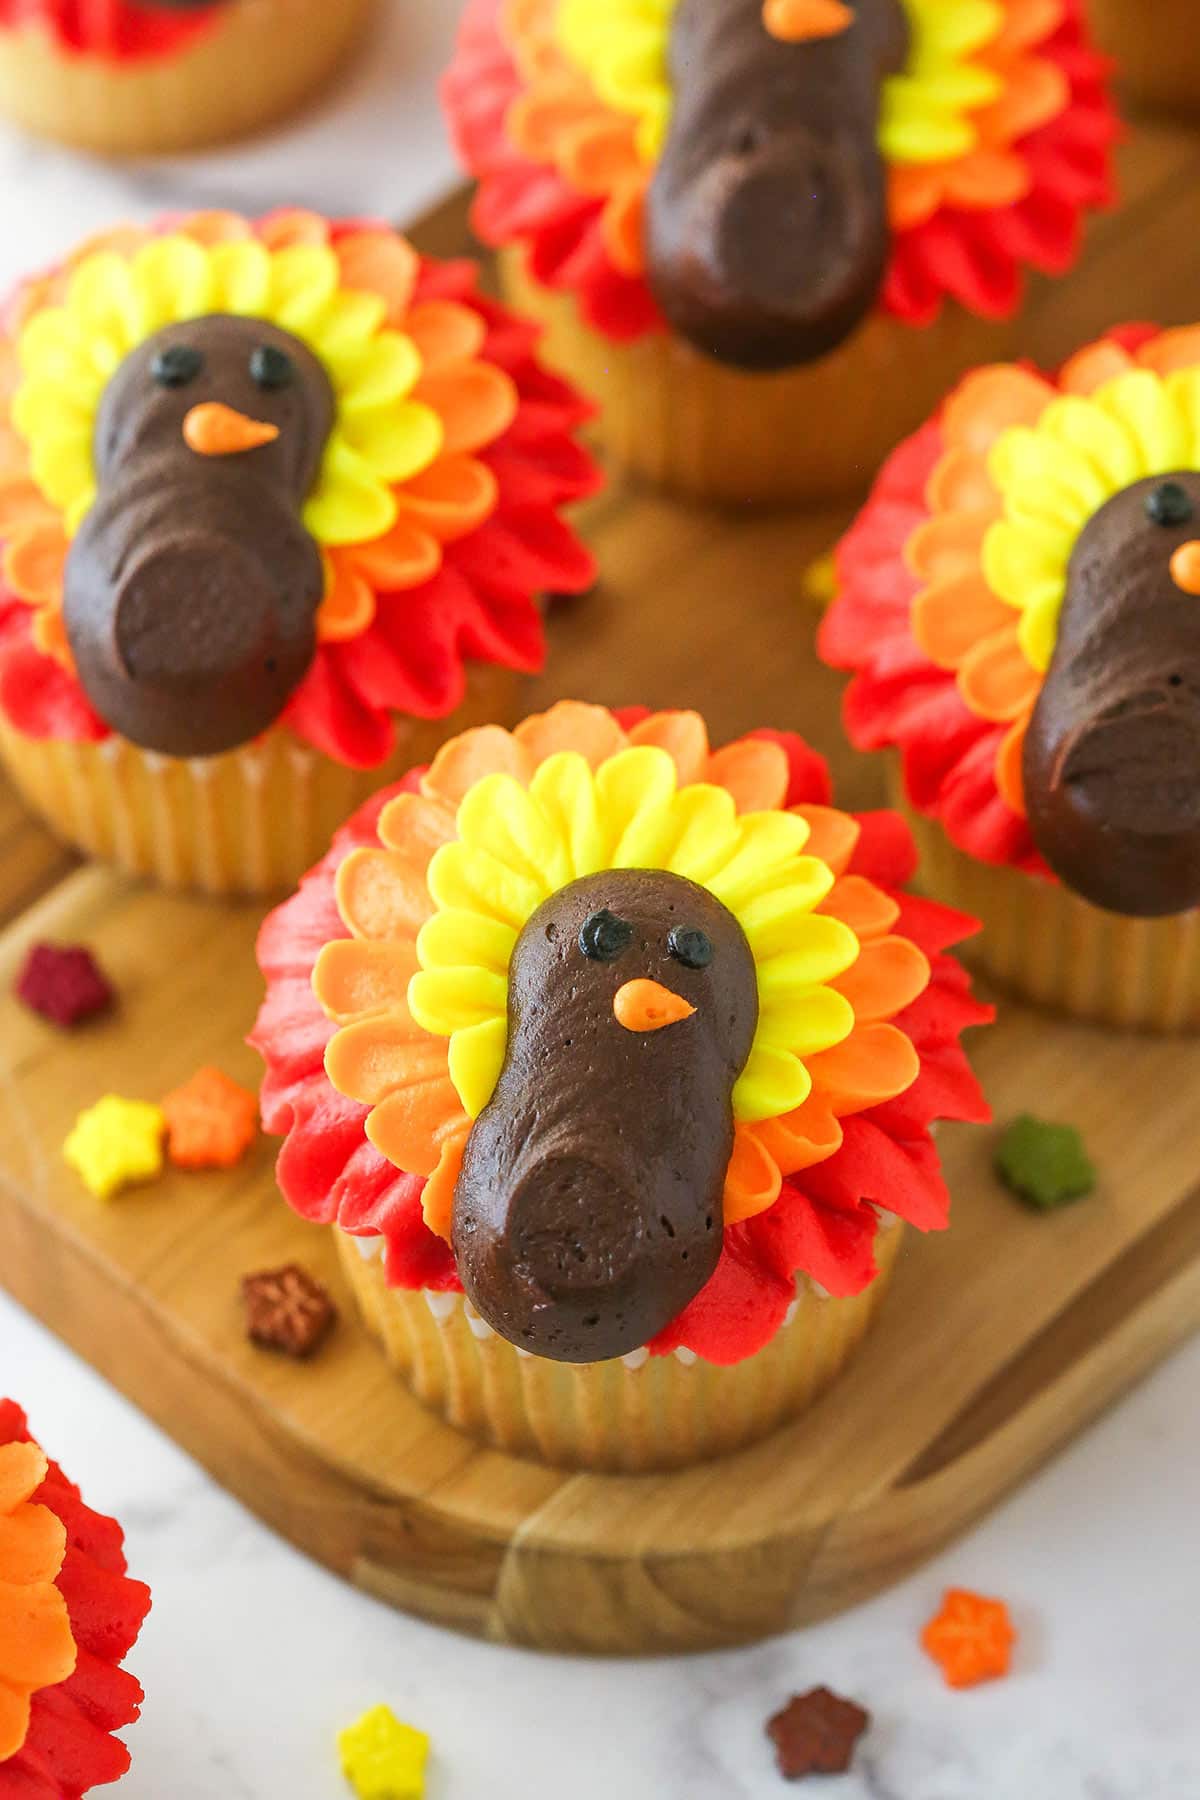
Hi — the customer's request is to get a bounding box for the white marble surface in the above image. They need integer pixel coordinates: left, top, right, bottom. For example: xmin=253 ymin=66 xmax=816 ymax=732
xmin=3 ymin=1295 xmax=1200 ymax=1800
xmin=2 ymin=4 xmax=1200 ymax=1797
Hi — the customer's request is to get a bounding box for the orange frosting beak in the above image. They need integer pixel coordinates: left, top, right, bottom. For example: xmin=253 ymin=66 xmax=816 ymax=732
xmin=1171 ymin=541 xmax=1200 ymax=596
xmin=762 ymin=0 xmax=854 ymax=41
xmin=613 ymin=979 xmax=697 ymax=1033
xmin=183 ymin=402 xmax=280 ymax=458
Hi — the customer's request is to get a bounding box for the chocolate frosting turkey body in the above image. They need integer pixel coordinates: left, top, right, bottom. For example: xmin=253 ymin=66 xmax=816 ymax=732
xmin=452 ymin=868 xmax=760 ymax=1362
xmin=645 ymin=0 xmax=909 ymax=370
xmin=1024 ymin=472 xmax=1200 ymax=916
xmin=64 ymin=313 xmax=334 ymax=759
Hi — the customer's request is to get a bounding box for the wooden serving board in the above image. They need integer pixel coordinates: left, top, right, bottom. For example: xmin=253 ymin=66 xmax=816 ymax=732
xmin=5 ymin=126 xmax=1200 ymax=1655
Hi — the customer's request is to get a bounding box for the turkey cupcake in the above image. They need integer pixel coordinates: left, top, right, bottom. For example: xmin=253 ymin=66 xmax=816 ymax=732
xmin=0 ymin=1400 xmax=151 ymax=1799
xmin=1088 ymin=1 xmax=1200 ymax=115
xmin=821 ymin=324 xmax=1200 ymax=1030
xmin=0 ymin=0 xmax=374 ymax=154
xmin=253 ymin=701 xmax=992 ymax=1471
xmin=443 ymin=0 xmax=1118 ymax=505
xmin=0 ymin=210 xmax=599 ymax=896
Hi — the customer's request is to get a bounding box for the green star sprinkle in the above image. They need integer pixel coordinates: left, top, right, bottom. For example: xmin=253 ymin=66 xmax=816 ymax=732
xmin=995 ymin=1115 xmax=1096 ymax=1212
xmin=338 ymin=1705 xmax=429 ymax=1800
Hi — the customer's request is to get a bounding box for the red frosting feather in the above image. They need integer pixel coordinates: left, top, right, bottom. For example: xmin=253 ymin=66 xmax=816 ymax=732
xmin=251 ymin=731 xmax=992 ymax=1365
xmin=0 ymin=0 xmax=221 ymax=59
xmin=0 ymin=1402 xmax=150 ymax=1800
xmin=442 ymin=0 xmax=1117 ymax=345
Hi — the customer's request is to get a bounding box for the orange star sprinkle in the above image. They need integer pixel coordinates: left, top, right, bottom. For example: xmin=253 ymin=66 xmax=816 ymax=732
xmin=162 ymin=1067 xmax=258 ymax=1171
xmin=921 ymin=1589 xmax=1017 ymax=1689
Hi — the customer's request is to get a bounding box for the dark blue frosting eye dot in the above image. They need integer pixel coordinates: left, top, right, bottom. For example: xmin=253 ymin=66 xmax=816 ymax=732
xmin=250 ymin=345 xmax=295 ymax=389
xmin=1146 ymin=481 xmax=1195 ymax=527
xmin=152 ymin=344 xmax=204 ymax=388
xmin=579 ymin=910 xmax=634 ymax=963
xmin=668 ymin=926 xmax=713 ymax=969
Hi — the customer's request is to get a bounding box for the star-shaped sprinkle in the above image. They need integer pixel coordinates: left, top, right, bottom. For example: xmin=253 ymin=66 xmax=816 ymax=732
xmin=242 ymin=1265 xmax=336 ymax=1359
xmin=995 ymin=1115 xmax=1095 ymax=1211
xmin=338 ymin=1704 xmax=429 ymax=1800
xmin=766 ymin=1686 xmax=870 ymax=1779
xmin=15 ymin=943 xmax=114 ymax=1027
xmin=162 ymin=1066 xmax=258 ymax=1170
xmin=802 ymin=550 xmax=838 ymax=611
xmin=63 ymin=1095 xmax=165 ymax=1200
xmin=921 ymin=1588 xmax=1017 ymax=1689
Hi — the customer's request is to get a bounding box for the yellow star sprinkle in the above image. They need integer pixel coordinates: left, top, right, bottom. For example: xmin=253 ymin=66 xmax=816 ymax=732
xmin=338 ymin=1706 xmax=429 ymax=1800
xmin=63 ymin=1095 xmax=165 ymax=1200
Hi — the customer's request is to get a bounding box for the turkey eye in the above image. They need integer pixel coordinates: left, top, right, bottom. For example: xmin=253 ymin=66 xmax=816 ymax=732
xmin=250 ymin=345 xmax=294 ymax=389
xmin=668 ymin=926 xmax=713 ymax=970
xmin=152 ymin=344 xmax=203 ymax=388
xmin=579 ymin=910 xmax=634 ymax=962
xmin=1146 ymin=481 xmax=1195 ymax=527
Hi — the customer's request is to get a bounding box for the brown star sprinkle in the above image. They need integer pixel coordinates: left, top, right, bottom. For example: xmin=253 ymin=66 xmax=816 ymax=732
xmin=767 ymin=1687 xmax=870 ymax=1780
xmin=242 ymin=1264 xmax=336 ymax=1359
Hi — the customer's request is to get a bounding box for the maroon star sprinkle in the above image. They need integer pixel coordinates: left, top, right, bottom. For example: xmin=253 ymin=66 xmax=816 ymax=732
xmin=15 ymin=942 xmax=115 ymax=1027
xmin=242 ymin=1264 xmax=337 ymax=1359
xmin=767 ymin=1687 xmax=870 ymax=1780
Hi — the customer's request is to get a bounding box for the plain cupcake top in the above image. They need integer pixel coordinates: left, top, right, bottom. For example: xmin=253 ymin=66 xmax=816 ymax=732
xmin=0 ymin=0 xmax=225 ymax=58
xmin=444 ymin=0 xmax=1117 ymax=366
xmin=0 ymin=1400 xmax=150 ymax=1799
xmin=253 ymin=701 xmax=992 ymax=1367
xmin=0 ymin=210 xmax=599 ymax=766
xmin=822 ymin=325 xmax=1200 ymax=918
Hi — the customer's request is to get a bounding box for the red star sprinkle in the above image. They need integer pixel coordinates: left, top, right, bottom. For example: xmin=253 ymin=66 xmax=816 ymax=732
xmin=767 ymin=1686 xmax=871 ymax=1779
xmin=15 ymin=943 xmax=114 ymax=1027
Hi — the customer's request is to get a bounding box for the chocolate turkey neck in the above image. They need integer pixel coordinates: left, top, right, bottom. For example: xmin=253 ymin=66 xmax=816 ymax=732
xmin=63 ymin=314 xmax=333 ymax=759
xmin=451 ymin=869 xmax=759 ymax=1363
xmin=1024 ymin=472 xmax=1200 ymax=917
xmin=645 ymin=0 xmax=909 ymax=371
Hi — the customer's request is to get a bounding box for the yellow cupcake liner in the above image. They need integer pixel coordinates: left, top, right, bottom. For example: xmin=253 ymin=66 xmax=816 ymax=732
xmin=0 ymin=0 xmax=375 ymax=154
xmin=336 ymin=1222 xmax=904 ymax=1473
xmin=498 ymin=246 xmax=1017 ymax=508
xmin=890 ymin=770 xmax=1200 ymax=1032
xmin=1088 ymin=0 xmax=1200 ymax=113
xmin=0 ymin=664 xmax=519 ymax=898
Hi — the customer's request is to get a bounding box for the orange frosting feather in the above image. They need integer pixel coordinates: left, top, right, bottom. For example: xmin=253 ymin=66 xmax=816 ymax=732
xmin=0 ymin=1440 xmax=76 ymax=1763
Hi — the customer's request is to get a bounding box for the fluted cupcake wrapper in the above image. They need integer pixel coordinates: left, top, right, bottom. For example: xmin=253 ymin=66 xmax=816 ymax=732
xmin=890 ymin=770 xmax=1200 ymax=1033
xmin=0 ymin=0 xmax=375 ymax=154
xmin=0 ymin=665 xmax=519 ymax=896
xmin=498 ymin=247 xmax=1017 ymax=508
xmin=336 ymin=1223 xmax=904 ymax=1473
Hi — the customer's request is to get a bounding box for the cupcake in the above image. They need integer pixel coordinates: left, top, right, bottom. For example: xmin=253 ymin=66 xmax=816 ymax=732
xmin=0 ymin=0 xmax=374 ymax=154
xmin=442 ymin=0 xmax=1118 ymax=505
xmin=252 ymin=701 xmax=991 ymax=1471
xmin=0 ymin=1400 xmax=151 ymax=1797
xmin=0 ymin=210 xmax=599 ymax=896
xmin=1088 ymin=0 xmax=1200 ymax=115
xmin=821 ymin=324 xmax=1200 ymax=1031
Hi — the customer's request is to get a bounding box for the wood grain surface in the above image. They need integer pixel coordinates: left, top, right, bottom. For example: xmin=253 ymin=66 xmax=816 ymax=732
xmin=3 ymin=122 xmax=1200 ymax=1654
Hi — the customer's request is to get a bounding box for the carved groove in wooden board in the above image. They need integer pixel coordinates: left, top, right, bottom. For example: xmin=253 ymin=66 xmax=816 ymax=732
xmin=4 ymin=132 xmax=1200 ymax=1651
